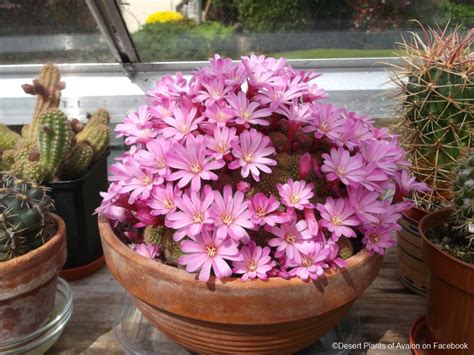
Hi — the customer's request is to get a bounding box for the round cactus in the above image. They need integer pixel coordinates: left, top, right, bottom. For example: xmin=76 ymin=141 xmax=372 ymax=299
xmin=391 ymin=25 xmax=473 ymax=210
xmin=452 ymin=148 xmax=474 ymax=243
xmin=0 ymin=174 xmax=54 ymax=261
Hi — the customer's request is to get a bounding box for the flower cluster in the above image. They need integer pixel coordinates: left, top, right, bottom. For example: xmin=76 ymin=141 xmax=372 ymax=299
xmin=98 ymin=55 xmax=425 ymax=282
xmin=145 ymin=11 xmax=184 ymax=25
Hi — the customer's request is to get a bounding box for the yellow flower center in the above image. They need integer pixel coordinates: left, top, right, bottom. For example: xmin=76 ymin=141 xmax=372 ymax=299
xmin=190 ymin=162 xmax=202 ymax=174
xmin=215 ymin=111 xmax=226 ymax=122
xmin=143 ymin=175 xmax=153 ymax=185
xmin=221 ymin=213 xmax=234 ymax=225
xmin=210 ymin=90 xmax=221 ymax=99
xmin=256 ymin=207 xmax=266 ymax=217
xmin=247 ymin=260 xmax=258 ymax=272
xmin=302 ymin=257 xmax=313 ymax=267
xmin=206 ymin=244 xmax=217 ymax=257
xmin=157 ymin=158 xmax=166 ymax=168
xmin=289 ymin=193 xmax=300 ymax=204
xmin=193 ymin=212 xmax=204 ymax=224
xmin=243 ymin=153 xmax=253 ymax=163
xmin=240 ymin=109 xmax=251 ymax=121
xmin=370 ymin=234 xmax=380 ymax=244
xmin=164 ymin=199 xmax=174 ymax=209
xmin=285 ymin=233 xmax=296 ymax=244
xmin=320 ymin=122 xmax=328 ymax=132
xmin=180 ymin=124 xmax=189 ymax=134
xmin=331 ymin=215 xmax=343 ymax=226
xmin=336 ymin=167 xmax=346 ymax=176
xmin=216 ymin=142 xmax=227 ymax=153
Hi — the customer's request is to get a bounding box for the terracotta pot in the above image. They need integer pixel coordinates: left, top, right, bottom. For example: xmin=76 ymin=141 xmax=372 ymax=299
xmin=396 ymin=206 xmax=427 ymax=295
xmin=99 ymin=215 xmax=383 ymax=354
xmin=0 ymin=214 xmax=67 ymax=341
xmin=420 ymin=208 xmax=474 ymax=354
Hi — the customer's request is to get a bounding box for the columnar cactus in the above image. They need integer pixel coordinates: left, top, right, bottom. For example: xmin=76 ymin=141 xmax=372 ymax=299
xmin=0 ymin=174 xmax=54 ymax=261
xmin=452 ymin=148 xmax=474 ymax=245
xmin=22 ymin=63 xmax=65 ymax=142
xmin=0 ymin=64 xmax=111 ymax=183
xmin=391 ymin=25 xmax=473 ymax=210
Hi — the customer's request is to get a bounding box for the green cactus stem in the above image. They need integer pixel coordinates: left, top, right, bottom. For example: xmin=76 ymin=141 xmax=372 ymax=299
xmin=0 ymin=124 xmax=20 ymax=150
xmin=60 ymin=143 xmax=94 ymax=180
xmin=37 ymin=109 xmax=73 ymax=180
xmin=76 ymin=123 xmax=110 ymax=161
xmin=23 ymin=64 xmax=65 ymax=142
xmin=0 ymin=174 xmax=54 ymax=261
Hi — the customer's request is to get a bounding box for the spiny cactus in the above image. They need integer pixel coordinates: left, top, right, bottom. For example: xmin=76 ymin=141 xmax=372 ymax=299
xmin=76 ymin=123 xmax=110 ymax=161
xmin=0 ymin=124 xmax=20 ymax=150
xmin=391 ymin=25 xmax=473 ymax=210
xmin=0 ymin=174 xmax=54 ymax=261
xmin=61 ymin=143 xmax=93 ymax=180
xmin=22 ymin=64 xmax=65 ymax=142
xmin=452 ymin=148 xmax=474 ymax=245
xmin=37 ymin=110 xmax=73 ymax=179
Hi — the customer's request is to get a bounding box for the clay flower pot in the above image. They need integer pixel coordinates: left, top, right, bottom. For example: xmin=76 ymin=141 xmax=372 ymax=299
xmin=420 ymin=209 xmax=474 ymax=353
xmin=0 ymin=214 xmax=67 ymax=341
xmin=99 ymin=215 xmax=383 ymax=354
xmin=396 ymin=206 xmax=428 ymax=295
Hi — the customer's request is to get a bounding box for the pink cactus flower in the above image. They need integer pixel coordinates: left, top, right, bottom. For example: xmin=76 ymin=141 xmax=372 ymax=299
xmin=236 ymin=181 xmax=251 ymax=193
xmin=178 ymin=227 xmax=243 ymax=282
xmin=298 ymin=153 xmax=312 ymax=179
xmin=303 ymin=103 xmax=345 ymax=141
xmin=135 ymin=137 xmax=172 ymax=178
xmin=287 ymin=242 xmax=330 ymax=281
xmin=195 ymin=78 xmax=232 ymax=106
xmin=268 ymin=220 xmax=313 ymax=263
xmin=227 ymin=92 xmax=272 ymax=127
xmin=115 ymin=105 xmax=154 ymax=145
xmin=232 ymin=241 xmax=275 ymax=281
xmin=229 ymin=129 xmax=277 ymax=182
xmin=167 ymin=135 xmax=224 ymax=191
xmin=304 ymin=208 xmax=319 ymax=236
xmin=362 ymin=226 xmax=395 ymax=255
xmin=210 ymin=185 xmax=254 ymax=242
xmin=147 ymin=183 xmax=180 ymax=216
xmin=394 ymin=170 xmax=430 ymax=199
xmin=317 ymin=197 xmax=360 ymax=239
xmin=161 ymin=106 xmax=203 ymax=141
xmin=134 ymin=243 xmax=160 ymax=259
xmin=321 ymin=147 xmax=365 ymax=186
xmin=249 ymin=193 xmax=286 ymax=226
xmin=277 ymin=179 xmax=315 ymax=210
xmin=348 ymin=187 xmax=385 ymax=224
xmin=204 ymin=103 xmax=234 ymax=127
xmin=165 ymin=185 xmax=214 ymax=241
xmin=206 ymin=126 xmax=237 ymax=160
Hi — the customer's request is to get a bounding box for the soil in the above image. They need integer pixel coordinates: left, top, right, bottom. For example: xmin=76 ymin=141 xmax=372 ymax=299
xmin=426 ymin=223 xmax=474 ymax=264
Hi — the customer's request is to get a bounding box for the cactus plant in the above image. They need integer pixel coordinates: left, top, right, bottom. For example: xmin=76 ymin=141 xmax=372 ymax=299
xmin=391 ymin=24 xmax=473 ymax=210
xmin=22 ymin=63 xmax=65 ymax=142
xmin=0 ymin=174 xmax=55 ymax=261
xmin=0 ymin=64 xmax=110 ymax=183
xmin=452 ymin=148 xmax=474 ymax=246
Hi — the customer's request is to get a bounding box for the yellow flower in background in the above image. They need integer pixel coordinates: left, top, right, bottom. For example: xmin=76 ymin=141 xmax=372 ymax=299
xmin=145 ymin=11 xmax=184 ymax=24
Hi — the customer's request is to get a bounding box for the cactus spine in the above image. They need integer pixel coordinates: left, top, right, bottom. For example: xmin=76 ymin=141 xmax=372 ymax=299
xmin=61 ymin=143 xmax=93 ymax=180
xmin=452 ymin=148 xmax=474 ymax=245
xmin=0 ymin=124 xmax=20 ymax=150
xmin=391 ymin=25 xmax=473 ymax=210
xmin=23 ymin=64 xmax=64 ymax=142
xmin=0 ymin=174 xmax=54 ymax=261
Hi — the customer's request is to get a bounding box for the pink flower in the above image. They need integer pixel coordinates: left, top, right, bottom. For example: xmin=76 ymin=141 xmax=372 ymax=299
xmin=268 ymin=220 xmax=313 ymax=263
xmin=165 ymin=186 xmax=214 ymax=241
xmin=326 ymin=240 xmax=347 ymax=269
xmin=277 ymin=179 xmax=314 ymax=210
xmin=275 ymin=101 xmax=312 ymax=124
xmin=304 ymin=208 xmax=319 ymax=236
xmin=167 ymin=135 xmax=224 ymax=191
xmin=254 ymin=77 xmax=307 ymax=109
xmin=321 ymin=148 xmax=365 ymax=186
xmin=394 ymin=170 xmax=430 ymax=199
xmin=232 ymin=241 xmax=275 ymax=281
xmin=236 ymin=181 xmax=250 ymax=193
xmin=115 ymin=105 xmax=155 ymax=145
xmin=204 ymin=103 xmax=234 ymax=127
xmin=178 ymin=228 xmax=243 ymax=281
xmin=362 ymin=226 xmax=394 ymax=255
xmin=211 ymin=185 xmax=254 ymax=242
xmin=147 ymin=183 xmax=180 ymax=216
xmin=135 ymin=137 xmax=171 ymax=178
xmin=317 ymin=197 xmax=360 ymax=239
xmin=303 ymin=103 xmax=345 ymax=141
xmin=227 ymin=92 xmax=271 ymax=126
xmin=161 ymin=106 xmax=203 ymax=141
xmin=249 ymin=193 xmax=286 ymax=226
xmin=298 ymin=153 xmax=312 ymax=179
xmin=229 ymin=129 xmax=276 ymax=182
xmin=287 ymin=242 xmax=330 ymax=281
xmin=134 ymin=243 xmax=160 ymax=259
xmin=348 ymin=187 xmax=385 ymax=224
xmin=205 ymin=126 xmax=237 ymax=160
xmin=195 ymin=78 xmax=232 ymax=106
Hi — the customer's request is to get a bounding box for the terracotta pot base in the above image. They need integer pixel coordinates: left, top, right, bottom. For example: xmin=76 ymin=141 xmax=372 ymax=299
xmin=135 ymin=297 xmax=353 ymax=354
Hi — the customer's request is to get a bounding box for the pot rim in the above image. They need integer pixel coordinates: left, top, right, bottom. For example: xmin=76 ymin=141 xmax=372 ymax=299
xmin=0 ymin=213 xmax=65 ymax=272
xmin=401 ymin=205 xmax=427 ymax=224
xmin=99 ymin=214 xmax=378 ymax=288
xmin=419 ymin=208 xmax=474 ymax=271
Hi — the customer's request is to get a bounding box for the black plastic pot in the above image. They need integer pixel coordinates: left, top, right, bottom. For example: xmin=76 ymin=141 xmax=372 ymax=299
xmin=46 ymin=149 xmax=110 ymax=270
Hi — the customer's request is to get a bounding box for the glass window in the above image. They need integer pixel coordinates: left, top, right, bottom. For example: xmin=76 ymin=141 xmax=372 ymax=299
xmin=120 ymin=0 xmax=473 ymax=62
xmin=0 ymin=0 xmax=114 ymax=64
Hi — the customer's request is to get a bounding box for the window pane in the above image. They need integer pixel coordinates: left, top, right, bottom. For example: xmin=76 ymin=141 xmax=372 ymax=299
xmin=0 ymin=0 xmax=114 ymax=64
xmin=120 ymin=0 xmax=473 ymax=61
